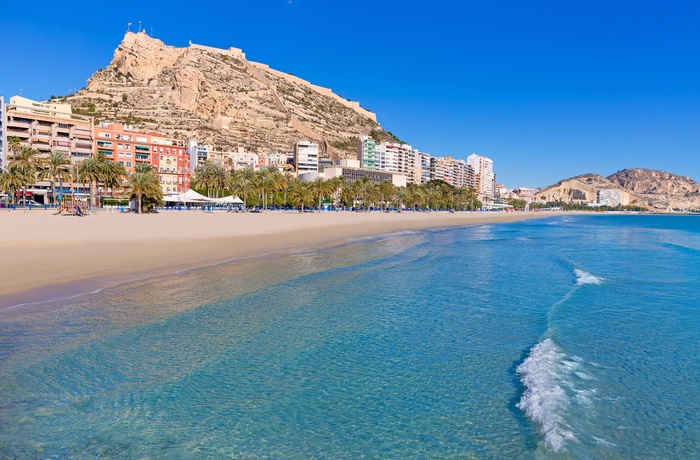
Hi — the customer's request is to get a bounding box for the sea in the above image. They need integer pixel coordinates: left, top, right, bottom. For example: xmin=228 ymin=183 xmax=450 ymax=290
xmin=1 ymin=214 xmax=698 ymax=459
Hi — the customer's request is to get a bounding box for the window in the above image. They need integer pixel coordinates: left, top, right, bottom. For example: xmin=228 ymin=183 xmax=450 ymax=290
xmin=126 ymin=162 xmax=132 ymax=167
xmin=99 ymin=132 xmax=110 ymax=138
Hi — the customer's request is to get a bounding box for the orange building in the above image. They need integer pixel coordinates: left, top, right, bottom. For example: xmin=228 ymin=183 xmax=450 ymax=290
xmin=95 ymin=123 xmax=190 ymax=194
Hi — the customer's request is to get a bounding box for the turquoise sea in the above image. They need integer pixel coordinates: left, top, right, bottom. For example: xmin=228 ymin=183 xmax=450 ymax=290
xmin=1 ymin=214 xmax=699 ymax=459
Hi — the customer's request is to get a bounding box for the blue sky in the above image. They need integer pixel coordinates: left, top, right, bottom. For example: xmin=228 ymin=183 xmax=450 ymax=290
xmin=2 ymin=1 xmax=699 ymax=187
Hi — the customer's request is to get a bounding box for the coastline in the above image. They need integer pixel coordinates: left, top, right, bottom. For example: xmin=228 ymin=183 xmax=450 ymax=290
xmin=0 ymin=209 xmax=566 ymax=309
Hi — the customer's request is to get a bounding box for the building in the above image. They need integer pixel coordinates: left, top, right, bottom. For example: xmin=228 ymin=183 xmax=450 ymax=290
xmin=95 ymin=122 xmax=189 ymax=194
xmin=150 ymin=132 xmax=190 ymax=193
xmin=467 ymin=154 xmax=495 ymax=198
xmin=322 ymin=159 xmax=407 ymax=187
xmin=5 ymin=96 xmax=94 ymax=202
xmin=357 ymin=136 xmax=376 ymax=170
xmin=597 ymin=189 xmax=624 ymax=206
xmin=294 ymin=141 xmax=319 ymax=174
xmin=375 ymin=142 xmax=399 ymax=173
xmin=187 ymin=141 xmax=212 ymax=171
xmin=0 ymin=96 xmax=6 ymax=171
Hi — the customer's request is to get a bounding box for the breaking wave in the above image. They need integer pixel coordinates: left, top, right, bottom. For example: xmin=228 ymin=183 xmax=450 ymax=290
xmin=516 ymin=338 xmax=577 ymax=452
xmin=574 ymin=268 xmax=603 ymax=285
xmin=517 ymin=266 xmax=604 ymax=452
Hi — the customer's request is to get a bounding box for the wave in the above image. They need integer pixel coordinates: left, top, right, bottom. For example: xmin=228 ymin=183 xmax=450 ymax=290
xmin=516 ymin=338 xmax=577 ymax=452
xmin=574 ymin=268 xmax=603 ymax=285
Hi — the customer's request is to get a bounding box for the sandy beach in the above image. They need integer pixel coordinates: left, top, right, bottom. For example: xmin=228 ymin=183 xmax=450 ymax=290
xmin=0 ymin=209 xmax=563 ymax=308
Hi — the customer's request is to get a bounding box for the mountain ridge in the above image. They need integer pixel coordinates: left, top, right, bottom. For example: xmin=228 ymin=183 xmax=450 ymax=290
xmin=538 ymin=168 xmax=700 ymax=209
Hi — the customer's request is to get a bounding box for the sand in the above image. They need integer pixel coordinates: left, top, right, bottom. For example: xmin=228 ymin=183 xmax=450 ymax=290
xmin=0 ymin=208 xmax=564 ymax=308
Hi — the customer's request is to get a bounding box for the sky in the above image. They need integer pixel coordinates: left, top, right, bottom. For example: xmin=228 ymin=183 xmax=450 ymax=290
xmin=2 ymin=0 xmax=699 ymax=187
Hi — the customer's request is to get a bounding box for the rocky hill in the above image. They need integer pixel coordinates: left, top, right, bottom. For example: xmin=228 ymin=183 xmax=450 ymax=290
xmin=607 ymin=169 xmax=700 ymax=209
xmin=536 ymin=173 xmax=641 ymax=205
xmin=538 ymin=169 xmax=700 ymax=210
xmin=61 ymin=32 xmax=390 ymax=158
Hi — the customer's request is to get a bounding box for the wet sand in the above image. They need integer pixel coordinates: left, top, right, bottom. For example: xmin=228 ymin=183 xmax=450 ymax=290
xmin=0 ymin=209 xmax=565 ymax=309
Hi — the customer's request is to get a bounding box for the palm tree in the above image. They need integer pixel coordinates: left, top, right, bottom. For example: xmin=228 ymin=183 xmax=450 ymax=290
xmin=0 ymin=165 xmax=29 ymax=204
xmin=228 ymin=168 xmax=257 ymax=210
xmin=327 ymin=175 xmax=345 ymax=208
xmin=8 ymin=146 xmax=41 ymax=204
xmin=39 ymin=151 xmax=71 ymax=204
xmin=260 ymin=168 xmax=282 ymax=210
xmin=127 ymin=168 xmax=162 ymax=213
xmin=290 ymin=178 xmax=314 ymax=212
xmin=378 ymin=180 xmax=396 ymax=211
xmin=5 ymin=136 xmax=21 ymax=171
xmin=280 ymin=172 xmax=293 ymax=207
xmin=102 ymin=161 xmax=127 ymax=198
xmin=309 ymin=176 xmax=334 ymax=210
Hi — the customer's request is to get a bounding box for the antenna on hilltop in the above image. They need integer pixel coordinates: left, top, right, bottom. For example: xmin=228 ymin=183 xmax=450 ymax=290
xmin=138 ymin=21 xmax=142 ymax=33
xmin=127 ymin=22 xmax=132 ymax=32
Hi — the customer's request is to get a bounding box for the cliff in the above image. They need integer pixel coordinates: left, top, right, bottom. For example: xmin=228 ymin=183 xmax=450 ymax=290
xmin=63 ymin=32 xmax=384 ymax=158
xmin=538 ymin=169 xmax=700 ymax=210
xmin=536 ymin=174 xmax=639 ymax=206
xmin=607 ymin=169 xmax=700 ymax=209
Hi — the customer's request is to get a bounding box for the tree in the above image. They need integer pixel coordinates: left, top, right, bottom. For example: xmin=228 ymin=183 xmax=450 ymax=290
xmin=8 ymin=146 xmax=41 ymax=204
xmin=260 ymin=168 xmax=283 ymax=209
xmin=126 ymin=168 xmax=162 ymax=213
xmin=102 ymin=161 xmax=127 ymax=198
xmin=378 ymin=180 xmax=396 ymax=211
xmin=0 ymin=165 xmax=29 ymax=204
xmin=309 ymin=176 xmax=334 ymax=210
xmin=39 ymin=151 xmax=71 ymax=204
xmin=228 ymin=168 xmax=257 ymax=210
xmin=289 ymin=178 xmax=314 ymax=212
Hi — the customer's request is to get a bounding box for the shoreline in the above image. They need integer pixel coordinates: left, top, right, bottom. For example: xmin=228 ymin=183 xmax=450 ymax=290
xmin=0 ymin=210 xmax=567 ymax=310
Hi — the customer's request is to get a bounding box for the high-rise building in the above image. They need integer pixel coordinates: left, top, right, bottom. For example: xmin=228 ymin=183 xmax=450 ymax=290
xmin=294 ymin=141 xmax=319 ymax=174
xmin=467 ymin=154 xmax=495 ymax=198
xmin=357 ymin=135 xmax=376 ymax=170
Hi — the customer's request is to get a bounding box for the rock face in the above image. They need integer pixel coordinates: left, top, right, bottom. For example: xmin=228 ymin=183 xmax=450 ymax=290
xmin=538 ymin=169 xmax=700 ymax=209
xmin=65 ymin=32 xmax=384 ymax=158
xmin=607 ymin=169 xmax=700 ymax=209
xmin=536 ymin=174 xmax=638 ymax=205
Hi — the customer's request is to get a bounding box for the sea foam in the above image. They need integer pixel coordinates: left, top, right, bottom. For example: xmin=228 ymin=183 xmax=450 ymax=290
xmin=574 ymin=268 xmax=603 ymax=285
xmin=516 ymin=338 xmax=577 ymax=452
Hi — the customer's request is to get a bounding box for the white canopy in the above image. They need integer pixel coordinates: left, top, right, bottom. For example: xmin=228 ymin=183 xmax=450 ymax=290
xmin=165 ymin=190 xmax=244 ymax=205
xmin=212 ymin=195 xmax=244 ymax=204
xmin=181 ymin=189 xmax=211 ymax=202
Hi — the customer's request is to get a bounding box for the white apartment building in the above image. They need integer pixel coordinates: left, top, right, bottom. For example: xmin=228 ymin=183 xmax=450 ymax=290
xmin=294 ymin=141 xmax=319 ymax=174
xmin=467 ymin=154 xmax=495 ymax=198
xmin=375 ymin=142 xmax=400 ymax=173
xmin=597 ymin=189 xmax=624 ymax=206
xmin=187 ymin=141 xmax=213 ymax=172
